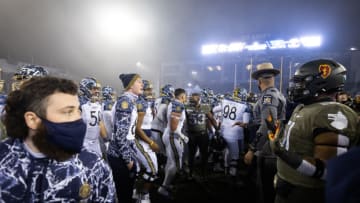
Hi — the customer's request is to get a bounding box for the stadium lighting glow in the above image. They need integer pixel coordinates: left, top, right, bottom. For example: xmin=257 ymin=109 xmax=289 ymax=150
xmin=191 ymin=71 xmax=198 ymax=75
xmin=201 ymin=35 xmax=322 ymax=55
xmin=136 ymin=61 xmax=142 ymax=67
xmin=202 ymin=44 xmax=218 ymax=55
xmin=300 ymin=36 xmax=322 ymax=47
xmin=207 ymin=66 xmax=214 ymax=71
xmin=92 ymin=4 xmax=148 ymax=44
xmin=228 ymin=42 xmax=246 ymax=52
xmin=246 ymin=42 xmax=267 ymax=51
xmin=350 ymin=47 xmax=358 ymax=51
xmin=246 ymin=64 xmax=252 ymax=71
xmin=216 ymin=66 xmax=222 ymax=71
xmin=269 ymin=40 xmax=287 ymax=49
xmin=287 ymin=38 xmax=301 ymax=48
xmin=187 ymin=83 xmax=192 ymax=87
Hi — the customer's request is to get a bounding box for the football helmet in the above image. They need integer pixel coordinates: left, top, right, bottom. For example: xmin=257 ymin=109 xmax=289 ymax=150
xmin=102 ymin=85 xmax=116 ymax=101
xmin=233 ymin=87 xmax=248 ymax=101
xmin=160 ymin=84 xmax=175 ymax=98
xmin=143 ymin=80 xmax=153 ymax=90
xmin=143 ymin=80 xmax=154 ymax=99
xmin=201 ymin=88 xmax=214 ymax=104
xmin=12 ymin=64 xmax=49 ymax=90
xmin=79 ymin=77 xmax=101 ymax=102
xmin=288 ymin=59 xmax=346 ymax=103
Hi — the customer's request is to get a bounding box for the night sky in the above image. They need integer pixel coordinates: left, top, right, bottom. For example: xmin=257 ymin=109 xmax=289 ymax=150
xmin=0 ymin=0 xmax=359 ymax=89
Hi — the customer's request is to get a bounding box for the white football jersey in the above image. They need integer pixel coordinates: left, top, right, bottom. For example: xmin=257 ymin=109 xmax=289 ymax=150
xmin=220 ymin=98 xmax=250 ymax=140
xmin=165 ymin=100 xmax=186 ymax=133
xmin=142 ymin=101 xmax=154 ymax=130
xmin=81 ymin=102 xmax=103 ymax=155
xmin=151 ymin=97 xmax=170 ymax=132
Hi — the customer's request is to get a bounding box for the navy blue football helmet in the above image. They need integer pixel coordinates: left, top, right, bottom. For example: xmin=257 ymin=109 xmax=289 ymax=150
xmin=160 ymin=84 xmax=175 ymax=98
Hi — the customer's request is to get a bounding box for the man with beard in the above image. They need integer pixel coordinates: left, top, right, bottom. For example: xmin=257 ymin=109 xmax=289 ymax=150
xmin=0 ymin=76 xmax=116 ymax=202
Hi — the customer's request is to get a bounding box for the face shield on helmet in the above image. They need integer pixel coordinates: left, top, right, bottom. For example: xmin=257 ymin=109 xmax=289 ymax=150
xmin=12 ymin=64 xmax=49 ymax=91
xmin=233 ymin=87 xmax=248 ymax=101
xmin=161 ymin=84 xmax=175 ymax=98
xmin=288 ymin=59 xmax=347 ymax=103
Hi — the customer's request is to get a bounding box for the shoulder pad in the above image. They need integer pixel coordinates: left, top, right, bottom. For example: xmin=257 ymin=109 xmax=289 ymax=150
xmin=171 ymin=101 xmax=184 ymax=113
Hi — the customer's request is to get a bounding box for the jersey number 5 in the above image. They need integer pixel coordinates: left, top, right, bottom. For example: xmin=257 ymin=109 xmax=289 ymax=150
xmin=89 ymin=110 xmax=101 ymax=126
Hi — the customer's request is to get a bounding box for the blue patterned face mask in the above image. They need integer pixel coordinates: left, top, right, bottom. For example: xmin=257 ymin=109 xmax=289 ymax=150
xmin=41 ymin=118 xmax=86 ymax=153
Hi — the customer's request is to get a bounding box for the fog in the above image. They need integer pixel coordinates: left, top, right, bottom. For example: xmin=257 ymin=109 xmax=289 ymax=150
xmin=0 ymin=0 xmax=359 ymax=92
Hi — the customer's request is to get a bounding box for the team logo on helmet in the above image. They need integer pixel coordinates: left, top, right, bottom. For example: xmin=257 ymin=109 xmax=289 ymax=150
xmin=319 ymin=64 xmax=331 ymax=79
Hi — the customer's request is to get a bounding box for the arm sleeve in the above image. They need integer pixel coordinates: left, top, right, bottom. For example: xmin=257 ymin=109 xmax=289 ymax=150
xmin=113 ymin=102 xmax=135 ymax=164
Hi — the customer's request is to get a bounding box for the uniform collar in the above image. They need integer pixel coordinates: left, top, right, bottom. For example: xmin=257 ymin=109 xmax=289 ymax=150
xmin=124 ymin=91 xmax=138 ymax=101
xmin=261 ymin=86 xmax=275 ymax=93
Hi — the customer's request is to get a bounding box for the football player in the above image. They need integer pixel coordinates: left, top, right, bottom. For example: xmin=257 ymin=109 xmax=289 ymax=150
xmin=216 ymin=87 xmax=251 ymax=177
xmin=151 ymin=84 xmax=175 ymax=155
xmin=273 ymin=59 xmax=360 ymax=203
xmin=79 ymin=77 xmax=108 ymax=157
xmin=11 ymin=64 xmax=48 ymax=91
xmin=158 ymin=88 xmax=188 ymax=197
xmin=133 ymin=80 xmax=159 ymax=203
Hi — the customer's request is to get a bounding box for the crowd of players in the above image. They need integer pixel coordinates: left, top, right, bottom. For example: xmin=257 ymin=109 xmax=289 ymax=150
xmin=0 ymin=60 xmax=360 ymax=203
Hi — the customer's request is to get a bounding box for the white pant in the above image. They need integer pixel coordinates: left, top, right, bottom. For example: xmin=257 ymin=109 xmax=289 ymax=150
xmin=134 ymin=138 xmax=158 ymax=181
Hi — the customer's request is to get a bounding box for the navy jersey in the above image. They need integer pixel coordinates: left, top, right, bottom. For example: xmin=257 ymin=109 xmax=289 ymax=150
xmin=0 ymin=138 xmax=116 ymax=202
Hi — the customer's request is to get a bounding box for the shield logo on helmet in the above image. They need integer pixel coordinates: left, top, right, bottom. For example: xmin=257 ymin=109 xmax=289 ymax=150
xmin=319 ymin=64 xmax=332 ymax=79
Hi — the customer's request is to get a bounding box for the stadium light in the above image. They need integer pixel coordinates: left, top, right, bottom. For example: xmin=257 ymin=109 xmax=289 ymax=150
xmin=350 ymin=47 xmax=358 ymax=51
xmin=201 ymin=35 xmax=322 ymax=55
xmin=202 ymin=44 xmax=218 ymax=55
xmin=300 ymin=36 xmax=322 ymax=47
xmin=228 ymin=42 xmax=246 ymax=52
xmin=246 ymin=42 xmax=267 ymax=51
xmin=216 ymin=66 xmax=222 ymax=71
xmin=268 ymin=40 xmax=287 ymax=49
xmin=207 ymin=66 xmax=214 ymax=71
xmin=136 ymin=61 xmax=143 ymax=67
xmin=92 ymin=4 xmax=148 ymax=44
xmin=287 ymin=38 xmax=301 ymax=48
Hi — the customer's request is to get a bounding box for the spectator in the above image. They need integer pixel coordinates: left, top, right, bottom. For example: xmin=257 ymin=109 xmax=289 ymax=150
xmin=0 ymin=76 xmax=115 ymax=202
xmin=107 ymin=73 xmax=144 ymax=203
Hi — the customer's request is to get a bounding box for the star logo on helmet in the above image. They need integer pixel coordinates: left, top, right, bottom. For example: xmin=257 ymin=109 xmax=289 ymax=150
xmin=319 ymin=64 xmax=332 ymax=79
